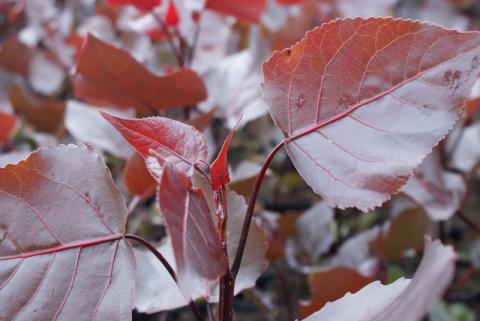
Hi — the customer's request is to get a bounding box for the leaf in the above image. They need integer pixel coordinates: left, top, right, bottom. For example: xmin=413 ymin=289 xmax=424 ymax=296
xmin=210 ymin=125 xmax=237 ymax=190
xmin=134 ymin=237 xmax=189 ymax=313
xmin=380 ymin=208 xmax=432 ymax=261
xmin=0 ymin=36 xmax=34 ymax=77
xmin=205 ymin=0 xmax=267 ymax=23
xmin=401 ymin=151 xmax=466 ymax=221
xmin=106 ymin=0 xmax=161 ymax=11
xmin=124 ymin=152 xmax=156 ymax=197
xmin=9 ymin=85 xmax=65 ymax=134
xmin=192 ymin=175 xmax=269 ymax=301
xmin=74 ymin=35 xmax=207 ymax=112
xmin=0 ymin=112 xmax=17 ymax=145
xmin=450 ymin=122 xmax=480 ymax=172
xmin=158 ymin=162 xmax=227 ymax=297
xmin=0 ymin=144 xmax=135 ymax=321
xmin=102 ymin=113 xmax=208 ymax=180
xmin=299 ymin=267 xmax=374 ymax=319
xmin=65 ymin=100 xmax=134 ymax=159
xmin=285 ymin=201 xmax=334 ymax=272
xmin=304 ymin=238 xmax=456 ymax=321
xmin=262 ymin=17 xmax=480 ymax=211
xmin=28 ymin=52 xmax=66 ymax=96
xmin=201 ymin=31 xmax=269 ymax=129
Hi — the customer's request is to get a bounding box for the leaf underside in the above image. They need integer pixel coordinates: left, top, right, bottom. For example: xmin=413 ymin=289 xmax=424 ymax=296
xmin=262 ymin=17 xmax=480 ymax=211
xmin=0 ymin=145 xmax=135 ymax=321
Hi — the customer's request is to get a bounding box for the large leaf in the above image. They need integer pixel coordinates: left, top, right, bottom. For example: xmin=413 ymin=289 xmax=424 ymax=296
xmin=0 ymin=144 xmax=135 ymax=321
xmin=74 ymin=35 xmax=207 ymax=112
xmin=102 ymin=113 xmax=208 ymax=180
xmin=262 ymin=17 xmax=480 ymax=211
xmin=305 ymin=238 xmax=455 ymax=321
xmin=158 ymin=162 xmax=227 ymax=297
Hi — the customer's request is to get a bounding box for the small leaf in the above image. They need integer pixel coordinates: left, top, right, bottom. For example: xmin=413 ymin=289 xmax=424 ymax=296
xmin=74 ymin=35 xmax=206 ymax=112
xmin=0 ymin=112 xmax=17 ymax=145
xmin=106 ymin=0 xmax=161 ymax=11
xmin=299 ymin=267 xmax=374 ymax=319
xmin=102 ymin=113 xmax=208 ymax=180
xmin=210 ymin=124 xmax=238 ymax=190
xmin=124 ymin=152 xmax=156 ymax=197
xmin=9 ymin=85 xmax=65 ymax=134
xmin=263 ymin=17 xmax=480 ymax=211
xmin=305 ymin=238 xmax=455 ymax=321
xmin=0 ymin=144 xmax=135 ymax=321
xmin=205 ymin=0 xmax=267 ymax=23
xmin=158 ymin=162 xmax=227 ymax=297
xmin=401 ymin=151 xmax=466 ymax=221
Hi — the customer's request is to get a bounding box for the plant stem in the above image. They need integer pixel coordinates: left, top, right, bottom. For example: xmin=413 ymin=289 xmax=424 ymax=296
xmin=231 ymin=141 xmax=284 ymax=278
xmin=457 ymin=211 xmax=480 ymax=235
xmin=150 ymin=11 xmax=184 ymax=67
xmin=124 ymin=234 xmax=205 ymax=321
xmin=218 ymin=185 xmax=235 ymax=321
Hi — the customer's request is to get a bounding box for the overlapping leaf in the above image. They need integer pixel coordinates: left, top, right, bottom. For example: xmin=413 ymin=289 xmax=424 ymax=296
xmin=74 ymin=35 xmax=206 ymax=112
xmin=157 ymin=162 xmax=227 ymax=297
xmin=0 ymin=144 xmax=135 ymax=321
xmin=102 ymin=113 xmax=208 ymax=179
xmin=263 ymin=17 xmax=480 ymax=211
xmin=0 ymin=112 xmax=16 ymax=145
xmin=305 ymin=238 xmax=455 ymax=321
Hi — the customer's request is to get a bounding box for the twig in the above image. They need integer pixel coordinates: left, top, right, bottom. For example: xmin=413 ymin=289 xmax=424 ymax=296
xmin=231 ymin=141 xmax=284 ymax=278
xmin=457 ymin=211 xmax=480 ymax=235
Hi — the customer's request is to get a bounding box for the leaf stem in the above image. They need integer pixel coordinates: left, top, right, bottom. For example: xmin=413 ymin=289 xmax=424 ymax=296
xmin=231 ymin=141 xmax=284 ymax=278
xmin=150 ymin=11 xmax=184 ymax=67
xmin=125 ymin=234 xmax=205 ymax=321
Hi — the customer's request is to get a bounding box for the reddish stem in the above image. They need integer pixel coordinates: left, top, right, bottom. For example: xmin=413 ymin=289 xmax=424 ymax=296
xmin=125 ymin=234 xmax=205 ymax=321
xmin=231 ymin=141 xmax=284 ymax=278
xmin=150 ymin=11 xmax=184 ymax=67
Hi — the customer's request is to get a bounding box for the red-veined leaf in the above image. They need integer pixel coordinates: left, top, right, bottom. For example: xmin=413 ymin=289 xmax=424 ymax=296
xmin=0 ymin=144 xmax=135 ymax=321
xmin=205 ymin=0 xmax=266 ymax=23
xmin=158 ymin=161 xmax=227 ymax=297
xmin=262 ymin=17 xmax=480 ymax=211
xmin=101 ymin=113 xmax=208 ymax=180
xmin=0 ymin=112 xmax=17 ymax=145
xmin=305 ymin=238 xmax=455 ymax=321
xmin=74 ymin=35 xmax=206 ymax=112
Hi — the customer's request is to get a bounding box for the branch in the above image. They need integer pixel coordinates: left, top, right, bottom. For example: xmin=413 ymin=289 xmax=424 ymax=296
xmin=231 ymin=141 xmax=284 ymax=278
xmin=125 ymin=234 xmax=205 ymax=321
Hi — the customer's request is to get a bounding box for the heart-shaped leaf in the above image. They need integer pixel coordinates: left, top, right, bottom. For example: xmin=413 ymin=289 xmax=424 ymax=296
xmin=102 ymin=113 xmax=208 ymax=180
xmin=0 ymin=144 xmax=135 ymax=321
xmin=158 ymin=161 xmax=227 ymax=297
xmin=74 ymin=35 xmax=207 ymax=112
xmin=305 ymin=238 xmax=455 ymax=321
xmin=262 ymin=17 xmax=480 ymax=211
